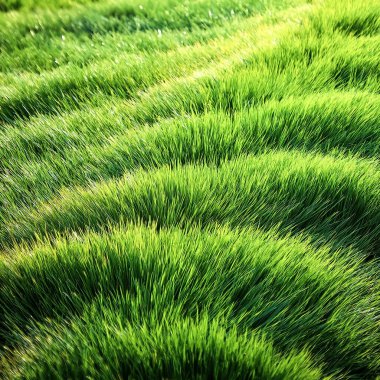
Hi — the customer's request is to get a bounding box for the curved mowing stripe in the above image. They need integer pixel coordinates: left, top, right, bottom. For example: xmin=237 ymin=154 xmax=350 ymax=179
xmin=0 ymin=21 xmax=241 ymax=74
xmin=2 ymin=151 xmax=379 ymax=253
xmin=1 ymin=225 xmax=378 ymax=376
xmin=1 ymin=90 xmax=379 ymax=167
xmin=0 ymin=0 xmax=287 ymax=51
xmin=3 ymin=315 xmax=322 ymax=380
xmin=0 ymin=41 xmax=229 ymax=123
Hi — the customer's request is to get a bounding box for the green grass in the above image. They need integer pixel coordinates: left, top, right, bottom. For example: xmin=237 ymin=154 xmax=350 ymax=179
xmin=0 ymin=0 xmax=379 ymax=378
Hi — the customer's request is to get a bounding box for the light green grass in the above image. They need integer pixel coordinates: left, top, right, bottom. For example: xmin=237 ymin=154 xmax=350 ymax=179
xmin=0 ymin=0 xmax=379 ymax=378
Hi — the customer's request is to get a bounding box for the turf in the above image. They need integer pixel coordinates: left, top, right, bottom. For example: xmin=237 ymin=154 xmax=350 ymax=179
xmin=0 ymin=0 xmax=379 ymax=378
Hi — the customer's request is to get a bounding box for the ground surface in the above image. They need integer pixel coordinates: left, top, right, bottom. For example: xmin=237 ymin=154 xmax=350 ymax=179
xmin=0 ymin=0 xmax=379 ymax=378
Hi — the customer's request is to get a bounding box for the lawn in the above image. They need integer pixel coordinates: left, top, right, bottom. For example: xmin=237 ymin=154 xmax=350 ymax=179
xmin=0 ymin=0 xmax=379 ymax=378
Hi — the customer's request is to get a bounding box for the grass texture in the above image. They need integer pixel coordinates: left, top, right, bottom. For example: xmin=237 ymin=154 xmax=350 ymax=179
xmin=0 ymin=0 xmax=379 ymax=378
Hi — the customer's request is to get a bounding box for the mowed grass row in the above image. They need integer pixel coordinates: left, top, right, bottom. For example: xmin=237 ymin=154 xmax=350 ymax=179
xmin=0 ymin=0 xmax=299 ymax=75
xmin=0 ymin=33 xmax=246 ymax=123
xmin=0 ymin=20 xmax=242 ymax=74
xmin=1 ymin=0 xmax=380 ymax=378
xmin=0 ymin=0 xmax=293 ymax=53
xmin=2 ymin=151 xmax=379 ymax=254
xmin=1 ymin=225 xmax=379 ymax=377
xmin=4 ymin=317 xmax=323 ymax=380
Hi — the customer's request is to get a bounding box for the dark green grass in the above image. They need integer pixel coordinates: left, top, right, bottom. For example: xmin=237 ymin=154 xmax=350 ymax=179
xmin=1 ymin=0 xmax=379 ymax=378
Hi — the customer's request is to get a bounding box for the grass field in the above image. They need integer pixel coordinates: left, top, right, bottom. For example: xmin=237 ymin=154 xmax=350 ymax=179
xmin=0 ymin=0 xmax=379 ymax=378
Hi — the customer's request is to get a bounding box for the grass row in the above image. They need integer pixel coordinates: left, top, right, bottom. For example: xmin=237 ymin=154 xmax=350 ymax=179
xmin=2 ymin=151 xmax=379 ymax=254
xmin=3 ymin=316 xmax=323 ymax=379
xmin=1 ymin=224 xmax=379 ymax=377
xmin=0 ymin=0 xmax=291 ymax=52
